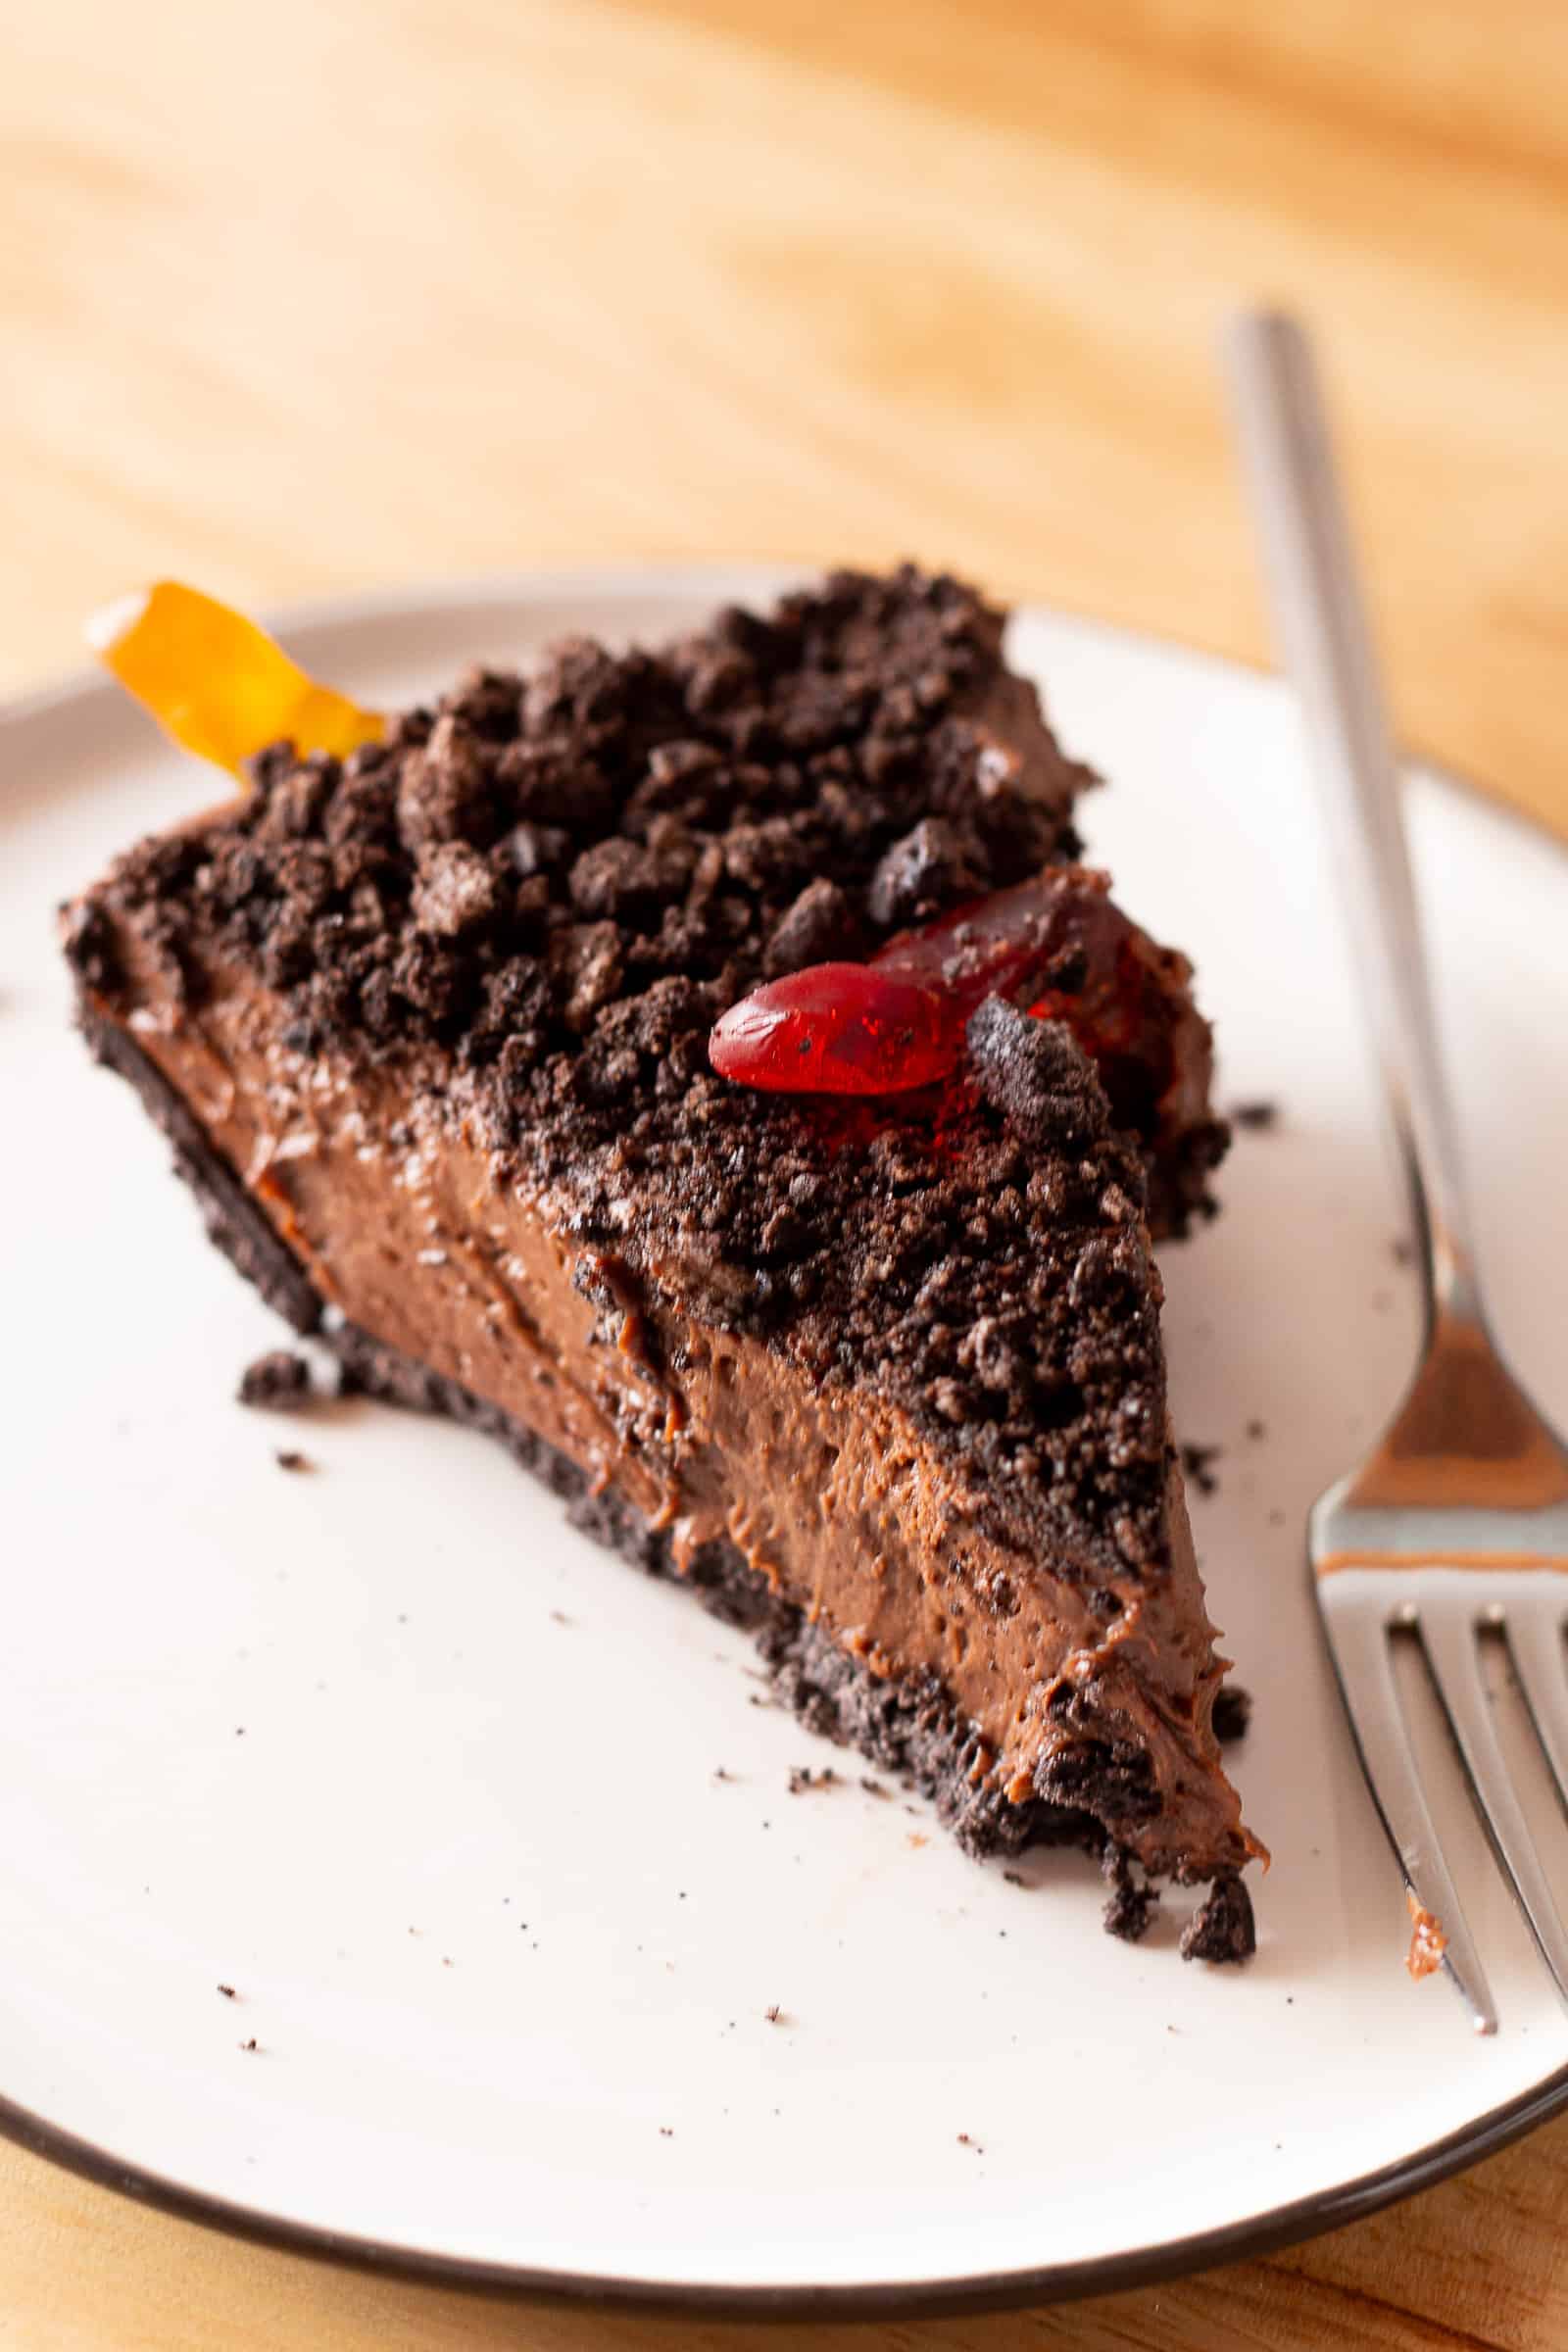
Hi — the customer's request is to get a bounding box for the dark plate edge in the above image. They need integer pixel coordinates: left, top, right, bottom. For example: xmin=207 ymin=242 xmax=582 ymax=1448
xmin=2 ymin=2059 xmax=1567 ymax=2319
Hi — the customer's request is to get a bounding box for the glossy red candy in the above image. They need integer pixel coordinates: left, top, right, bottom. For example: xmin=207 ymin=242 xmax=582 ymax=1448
xmin=709 ymin=865 xmax=1180 ymax=1109
xmin=875 ymin=868 xmax=1115 ymax=1021
xmin=709 ymin=962 xmax=954 ymax=1096
xmin=876 ymin=865 xmax=1160 ymax=1087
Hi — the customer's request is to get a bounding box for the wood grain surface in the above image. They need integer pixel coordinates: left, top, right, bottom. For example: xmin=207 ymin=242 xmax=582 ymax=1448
xmin=7 ymin=1 xmax=1568 ymax=2342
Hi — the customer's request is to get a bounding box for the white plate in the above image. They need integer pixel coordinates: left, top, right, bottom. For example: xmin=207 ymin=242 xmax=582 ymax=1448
xmin=4 ymin=569 xmax=1568 ymax=2315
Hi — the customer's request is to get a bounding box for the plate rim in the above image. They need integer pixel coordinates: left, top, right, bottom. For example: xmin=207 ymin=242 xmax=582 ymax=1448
xmin=8 ymin=561 xmax=1568 ymax=2317
xmin=4 ymin=2046 xmax=1567 ymax=2318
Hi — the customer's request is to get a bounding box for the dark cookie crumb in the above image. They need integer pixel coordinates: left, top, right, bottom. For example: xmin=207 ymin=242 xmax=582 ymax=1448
xmin=866 ymin=816 xmax=980 ymax=928
xmin=62 ymin=896 xmax=124 ymax=994
xmin=1179 ymin=1441 xmax=1221 ymax=1497
xmin=787 ymin=1765 xmax=838 ymax=1794
xmin=965 ymin=997 xmax=1109 ymax=1152
xmin=237 ymin=1349 xmax=312 ymax=1408
xmin=1002 ymin=1869 xmax=1025 ymax=1886
xmin=216 ymin=1984 xmax=237 ymax=1999
xmin=763 ymin=2003 xmax=783 ymax=2025
xmin=274 ymin=1448 xmax=314 ymax=1473
xmin=1245 ymin=1417 xmax=1266 ymax=1441
xmin=1229 ymin=1099 xmax=1278 ymax=1131
xmin=859 ymin=1778 xmax=889 ymax=1799
xmin=1211 ymin=1685 xmax=1252 ymax=1744
xmin=763 ymin=878 xmax=862 ymax=975
xmin=238 ymin=2037 xmax=259 ymax=2053
xmin=1101 ymin=1847 xmax=1159 ymax=1942
xmin=1179 ymin=1873 xmax=1256 ymax=1964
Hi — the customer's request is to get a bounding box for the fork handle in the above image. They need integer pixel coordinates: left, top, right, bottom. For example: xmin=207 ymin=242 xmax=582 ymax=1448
xmin=1223 ymin=310 xmax=1483 ymax=1331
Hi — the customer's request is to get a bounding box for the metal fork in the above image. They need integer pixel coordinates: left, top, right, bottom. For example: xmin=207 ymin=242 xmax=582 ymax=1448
xmin=1225 ymin=310 xmax=1568 ymax=2034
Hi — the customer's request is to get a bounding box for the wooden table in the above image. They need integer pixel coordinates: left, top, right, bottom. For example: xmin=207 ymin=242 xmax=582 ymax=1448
xmin=8 ymin=1 xmax=1568 ymax=2341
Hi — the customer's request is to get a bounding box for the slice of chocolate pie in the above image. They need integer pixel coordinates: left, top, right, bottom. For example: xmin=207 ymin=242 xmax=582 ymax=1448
xmin=65 ymin=567 xmax=1260 ymax=1954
